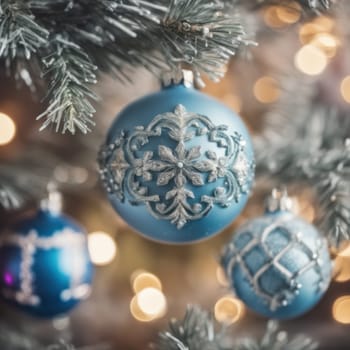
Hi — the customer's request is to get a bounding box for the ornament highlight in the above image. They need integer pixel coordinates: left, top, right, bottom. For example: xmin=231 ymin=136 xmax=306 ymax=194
xmin=99 ymin=76 xmax=255 ymax=243
xmin=221 ymin=189 xmax=332 ymax=319
xmin=0 ymin=188 xmax=93 ymax=317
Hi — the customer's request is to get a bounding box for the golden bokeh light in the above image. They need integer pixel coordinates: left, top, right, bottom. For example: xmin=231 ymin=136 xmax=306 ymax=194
xmin=263 ymin=6 xmax=286 ymax=29
xmin=313 ymin=16 xmax=335 ymax=32
xmin=214 ymin=296 xmax=244 ymax=325
xmin=311 ymin=33 xmax=338 ymax=58
xmin=136 ymin=287 xmax=167 ymax=318
xmin=253 ymin=76 xmax=280 ymax=104
xmin=337 ymin=241 xmax=350 ymax=257
xmin=340 ymin=76 xmax=350 ymax=103
xmin=299 ymin=17 xmax=335 ymax=45
xmin=130 ymin=296 xmax=155 ymax=322
xmin=133 ymin=272 xmax=162 ymax=293
xmin=275 ymin=2 xmax=301 ymax=24
xmin=0 ymin=113 xmax=16 ymax=146
xmin=88 ymin=231 xmax=117 ymax=266
xmin=333 ymin=296 xmax=350 ymax=324
xmin=295 ymin=45 xmax=328 ymax=76
xmin=333 ymin=256 xmax=350 ymax=283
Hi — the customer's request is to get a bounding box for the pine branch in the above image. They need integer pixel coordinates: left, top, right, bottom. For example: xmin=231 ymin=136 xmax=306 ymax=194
xmin=0 ymin=324 xmax=109 ymax=350
xmin=36 ymin=36 xmax=98 ymax=134
xmin=311 ymin=144 xmax=350 ymax=248
xmin=256 ymin=74 xmax=350 ymax=248
xmin=153 ymin=305 xmax=229 ymax=350
xmin=0 ymin=0 xmax=249 ymax=134
xmin=235 ymin=320 xmax=318 ymax=350
xmin=0 ymin=183 xmax=22 ymax=209
xmin=159 ymin=0 xmax=249 ymax=84
xmin=153 ymin=306 xmax=318 ymax=350
xmin=0 ymin=0 xmax=48 ymax=60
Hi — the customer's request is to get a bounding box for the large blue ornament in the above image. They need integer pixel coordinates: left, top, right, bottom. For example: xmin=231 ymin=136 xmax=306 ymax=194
xmin=99 ymin=82 xmax=255 ymax=244
xmin=221 ymin=205 xmax=332 ymax=320
xmin=0 ymin=209 xmax=93 ymax=317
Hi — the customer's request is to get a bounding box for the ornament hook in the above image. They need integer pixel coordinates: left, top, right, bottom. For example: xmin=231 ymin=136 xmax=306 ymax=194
xmin=40 ymin=182 xmax=63 ymax=215
xmin=265 ymin=187 xmax=294 ymax=213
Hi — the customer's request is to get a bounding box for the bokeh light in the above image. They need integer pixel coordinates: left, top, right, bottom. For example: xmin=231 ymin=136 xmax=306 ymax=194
xmin=88 ymin=231 xmax=117 ymax=266
xmin=275 ymin=2 xmax=301 ymax=24
xmin=133 ymin=272 xmax=162 ymax=293
xmin=295 ymin=45 xmax=328 ymax=75
xmin=253 ymin=76 xmax=280 ymax=104
xmin=263 ymin=6 xmax=287 ymax=29
xmin=340 ymin=76 xmax=350 ymax=103
xmin=333 ymin=296 xmax=350 ymax=324
xmin=311 ymin=33 xmax=338 ymax=58
xmin=0 ymin=113 xmax=16 ymax=146
xmin=337 ymin=241 xmax=350 ymax=257
xmin=130 ymin=296 xmax=155 ymax=322
xmin=136 ymin=287 xmax=167 ymax=318
xmin=333 ymin=256 xmax=350 ymax=283
xmin=214 ymin=296 xmax=244 ymax=325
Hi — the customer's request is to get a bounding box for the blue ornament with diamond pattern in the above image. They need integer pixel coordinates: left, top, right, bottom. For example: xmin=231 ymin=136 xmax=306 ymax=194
xmin=0 ymin=190 xmax=93 ymax=318
xmin=221 ymin=190 xmax=332 ymax=319
xmin=98 ymin=77 xmax=255 ymax=244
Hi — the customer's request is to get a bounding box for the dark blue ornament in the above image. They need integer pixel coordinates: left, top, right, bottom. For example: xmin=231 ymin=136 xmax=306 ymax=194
xmin=221 ymin=209 xmax=332 ymax=320
xmin=99 ymin=83 xmax=255 ymax=244
xmin=0 ymin=209 xmax=93 ymax=317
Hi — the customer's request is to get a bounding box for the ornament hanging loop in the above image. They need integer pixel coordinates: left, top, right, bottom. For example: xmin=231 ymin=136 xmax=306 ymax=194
xmin=265 ymin=187 xmax=294 ymax=213
xmin=40 ymin=182 xmax=63 ymax=215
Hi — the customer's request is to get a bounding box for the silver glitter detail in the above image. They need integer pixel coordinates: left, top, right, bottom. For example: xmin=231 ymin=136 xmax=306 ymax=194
xmin=223 ymin=215 xmax=330 ymax=311
xmin=0 ymin=228 xmax=90 ymax=306
xmin=99 ymin=104 xmax=254 ymax=229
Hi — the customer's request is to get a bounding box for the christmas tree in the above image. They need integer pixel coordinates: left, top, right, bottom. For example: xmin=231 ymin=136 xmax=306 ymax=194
xmin=0 ymin=0 xmax=349 ymax=349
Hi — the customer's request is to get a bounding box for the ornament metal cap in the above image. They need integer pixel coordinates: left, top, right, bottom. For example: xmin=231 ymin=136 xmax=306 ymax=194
xmin=265 ymin=188 xmax=294 ymax=213
xmin=40 ymin=182 xmax=63 ymax=215
xmin=161 ymin=68 xmax=194 ymax=88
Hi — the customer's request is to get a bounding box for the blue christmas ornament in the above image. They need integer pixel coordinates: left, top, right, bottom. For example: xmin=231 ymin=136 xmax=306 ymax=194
xmin=0 ymin=190 xmax=93 ymax=317
xmin=99 ymin=73 xmax=255 ymax=244
xmin=221 ymin=190 xmax=332 ymax=320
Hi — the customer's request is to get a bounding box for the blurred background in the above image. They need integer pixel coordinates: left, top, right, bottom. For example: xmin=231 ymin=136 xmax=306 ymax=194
xmin=1 ymin=2 xmax=350 ymax=349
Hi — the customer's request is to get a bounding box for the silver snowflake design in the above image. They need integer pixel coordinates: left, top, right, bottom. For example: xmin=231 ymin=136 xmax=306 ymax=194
xmin=99 ymin=104 xmax=254 ymax=229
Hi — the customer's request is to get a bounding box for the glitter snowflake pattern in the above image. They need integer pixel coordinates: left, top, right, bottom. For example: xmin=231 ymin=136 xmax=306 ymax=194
xmin=99 ymin=104 xmax=254 ymax=229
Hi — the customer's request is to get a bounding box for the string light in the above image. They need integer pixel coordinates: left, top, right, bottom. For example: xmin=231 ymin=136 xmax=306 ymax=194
xmin=214 ymin=296 xmax=244 ymax=325
xmin=133 ymin=272 xmax=162 ymax=293
xmin=253 ymin=77 xmax=280 ymax=104
xmin=0 ymin=113 xmax=16 ymax=146
xmin=295 ymin=45 xmax=328 ymax=76
xmin=333 ymin=296 xmax=350 ymax=324
xmin=88 ymin=231 xmax=117 ymax=266
xmin=136 ymin=287 xmax=167 ymax=318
